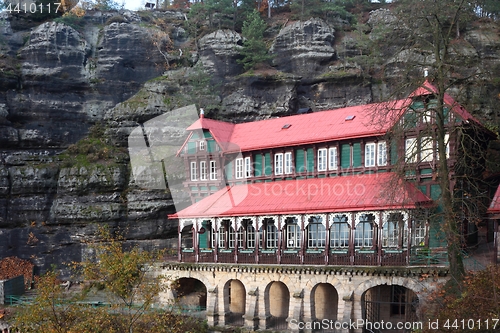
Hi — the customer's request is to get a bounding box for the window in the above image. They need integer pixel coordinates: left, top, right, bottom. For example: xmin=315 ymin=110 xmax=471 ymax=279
xmin=420 ymin=136 xmax=433 ymax=162
xmin=284 ymin=152 xmax=293 ymax=174
xmin=330 ymin=215 xmax=349 ymax=248
xmin=307 ymin=217 xmax=326 ymax=248
xmin=200 ymin=161 xmax=207 ymax=180
xmin=247 ymin=225 xmax=256 ymax=248
xmin=355 ymin=214 xmax=375 ymax=248
xmin=285 ymin=217 xmax=301 ymax=248
xmin=329 ymin=147 xmax=338 ymax=170
xmin=259 ymin=219 xmax=278 ymax=249
xmin=237 ymin=220 xmax=256 ymax=249
xmin=199 ymin=141 xmax=205 ymax=150
xmin=218 ymin=220 xmax=235 ymax=249
xmin=365 ymin=143 xmax=376 ymax=167
xmin=244 ymin=157 xmax=252 ymax=178
xmin=412 ymin=219 xmax=426 ymax=246
xmin=437 ymin=133 xmax=450 ymax=160
xmin=405 ymin=138 xmax=417 ymax=163
xmin=317 ymin=148 xmax=327 ymax=171
xmin=235 ymin=158 xmax=243 ymax=179
xmin=190 ymin=161 xmax=197 ymax=181
xmin=237 ymin=226 xmax=244 ymax=248
xmin=382 ymin=213 xmax=407 ymax=248
xmin=228 ymin=226 xmax=235 ymax=248
xmin=274 ymin=153 xmax=283 ymax=175
xmin=210 ymin=160 xmax=217 ymax=180
xmin=377 ymin=141 xmax=387 ymax=166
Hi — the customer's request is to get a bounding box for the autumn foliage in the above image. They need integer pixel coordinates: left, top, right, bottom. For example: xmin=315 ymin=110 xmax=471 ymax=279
xmin=421 ymin=265 xmax=500 ymax=333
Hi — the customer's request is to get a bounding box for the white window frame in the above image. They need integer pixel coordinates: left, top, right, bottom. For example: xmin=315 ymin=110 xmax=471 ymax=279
xmin=405 ymin=138 xmax=417 ymax=163
xmin=307 ymin=219 xmax=326 ymax=248
xmin=200 ymin=161 xmax=207 ymax=180
xmin=365 ymin=143 xmax=376 ymax=167
xmin=274 ymin=153 xmax=283 ymax=175
xmin=284 ymin=152 xmax=293 ymax=174
xmin=235 ymin=158 xmax=244 ymax=179
xmin=377 ymin=141 xmax=387 ymax=166
xmin=420 ymin=136 xmax=434 ymax=162
xmin=328 ymin=147 xmax=338 ymax=170
xmin=266 ymin=223 xmax=277 ymax=248
xmin=209 ymin=160 xmax=217 ymax=180
xmin=190 ymin=161 xmax=197 ymax=181
xmin=244 ymin=156 xmax=252 ymax=178
xmin=330 ymin=214 xmax=349 ymax=249
xmin=317 ymin=148 xmax=327 ymax=171
xmin=247 ymin=225 xmax=256 ymax=248
xmin=285 ymin=220 xmax=301 ymax=248
xmin=199 ymin=140 xmax=205 ymax=151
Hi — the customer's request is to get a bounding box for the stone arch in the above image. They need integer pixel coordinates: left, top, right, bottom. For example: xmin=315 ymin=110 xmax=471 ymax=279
xmin=224 ymin=279 xmax=246 ymax=315
xmin=311 ymin=283 xmax=339 ymax=321
xmin=354 ymin=277 xmax=422 ymax=332
xmin=265 ymin=281 xmax=290 ymax=330
xmin=172 ymin=277 xmax=207 ymax=310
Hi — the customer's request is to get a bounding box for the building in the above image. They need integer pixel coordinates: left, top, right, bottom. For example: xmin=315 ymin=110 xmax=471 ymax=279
xmin=159 ymin=80 xmax=496 ymax=332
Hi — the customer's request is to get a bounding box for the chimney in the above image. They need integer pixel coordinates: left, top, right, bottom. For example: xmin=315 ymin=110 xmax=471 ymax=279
xmin=424 ymin=67 xmax=429 ymax=78
xmin=200 ymin=108 xmax=205 ymax=118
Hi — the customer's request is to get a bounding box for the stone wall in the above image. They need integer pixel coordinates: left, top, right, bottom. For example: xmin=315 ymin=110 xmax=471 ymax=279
xmin=158 ymin=263 xmax=448 ymax=333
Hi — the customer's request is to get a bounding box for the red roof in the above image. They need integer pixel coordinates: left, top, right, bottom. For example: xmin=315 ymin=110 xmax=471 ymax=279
xmin=409 ymin=79 xmax=481 ymax=124
xmin=169 ymin=173 xmax=431 ymax=219
xmin=488 ymin=185 xmax=500 ymax=214
xmin=182 ymin=80 xmax=484 ymax=154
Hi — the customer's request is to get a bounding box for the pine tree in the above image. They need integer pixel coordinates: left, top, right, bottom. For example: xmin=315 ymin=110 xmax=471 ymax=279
xmin=237 ymin=10 xmax=272 ymax=71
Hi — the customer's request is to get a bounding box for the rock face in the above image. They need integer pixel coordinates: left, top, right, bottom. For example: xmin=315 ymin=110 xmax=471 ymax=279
xmin=197 ymin=29 xmax=243 ymax=78
xmin=270 ymin=18 xmax=336 ymax=76
xmin=0 ymin=8 xmax=498 ymax=277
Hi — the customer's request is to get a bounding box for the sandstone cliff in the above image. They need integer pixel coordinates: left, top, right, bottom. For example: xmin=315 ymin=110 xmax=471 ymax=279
xmin=0 ymin=8 xmax=498 ymax=277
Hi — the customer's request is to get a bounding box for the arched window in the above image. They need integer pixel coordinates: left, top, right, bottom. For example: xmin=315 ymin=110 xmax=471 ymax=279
xmin=382 ymin=213 xmax=408 ymax=248
xmin=284 ymin=217 xmax=301 ymax=249
xmin=307 ymin=216 xmax=326 ymax=248
xmin=330 ymin=214 xmax=349 ymax=249
xmin=355 ymin=214 xmax=375 ymax=248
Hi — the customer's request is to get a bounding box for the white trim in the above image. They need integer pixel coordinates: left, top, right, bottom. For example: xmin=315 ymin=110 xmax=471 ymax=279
xmin=354 ymin=211 xmax=379 ymax=226
xmin=329 ymin=213 xmax=351 ymax=227
xmin=304 ymin=214 xmax=327 ymax=229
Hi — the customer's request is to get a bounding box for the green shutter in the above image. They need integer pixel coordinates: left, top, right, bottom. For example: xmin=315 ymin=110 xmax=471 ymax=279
xmin=207 ymin=140 xmax=217 ymax=153
xmin=443 ymin=107 xmax=449 ymax=124
xmin=254 ymin=153 xmax=262 ymax=177
xmin=341 ymin=144 xmax=351 ymax=169
xmin=199 ymin=221 xmax=209 ymax=248
xmin=352 ymin=143 xmax=361 ymax=167
xmin=264 ymin=153 xmax=271 ymax=176
xmin=430 ymin=184 xmax=441 ymax=200
xmin=403 ymin=111 xmax=418 ymax=128
xmin=411 ymin=101 xmax=425 ymax=109
xmin=225 ymin=161 xmax=233 ymax=180
xmin=390 ymin=140 xmax=398 ymax=165
xmin=306 ymin=148 xmax=314 ymax=171
xmin=295 ymin=149 xmax=305 ymax=172
xmin=187 ymin=142 xmax=196 ymax=154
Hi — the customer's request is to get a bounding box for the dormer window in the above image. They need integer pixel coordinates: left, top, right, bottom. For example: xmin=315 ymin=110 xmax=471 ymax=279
xmin=199 ymin=141 xmax=205 ymax=151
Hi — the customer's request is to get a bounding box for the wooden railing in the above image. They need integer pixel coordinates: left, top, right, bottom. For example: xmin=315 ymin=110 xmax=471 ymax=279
xmin=175 ymin=247 xmax=444 ymax=267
